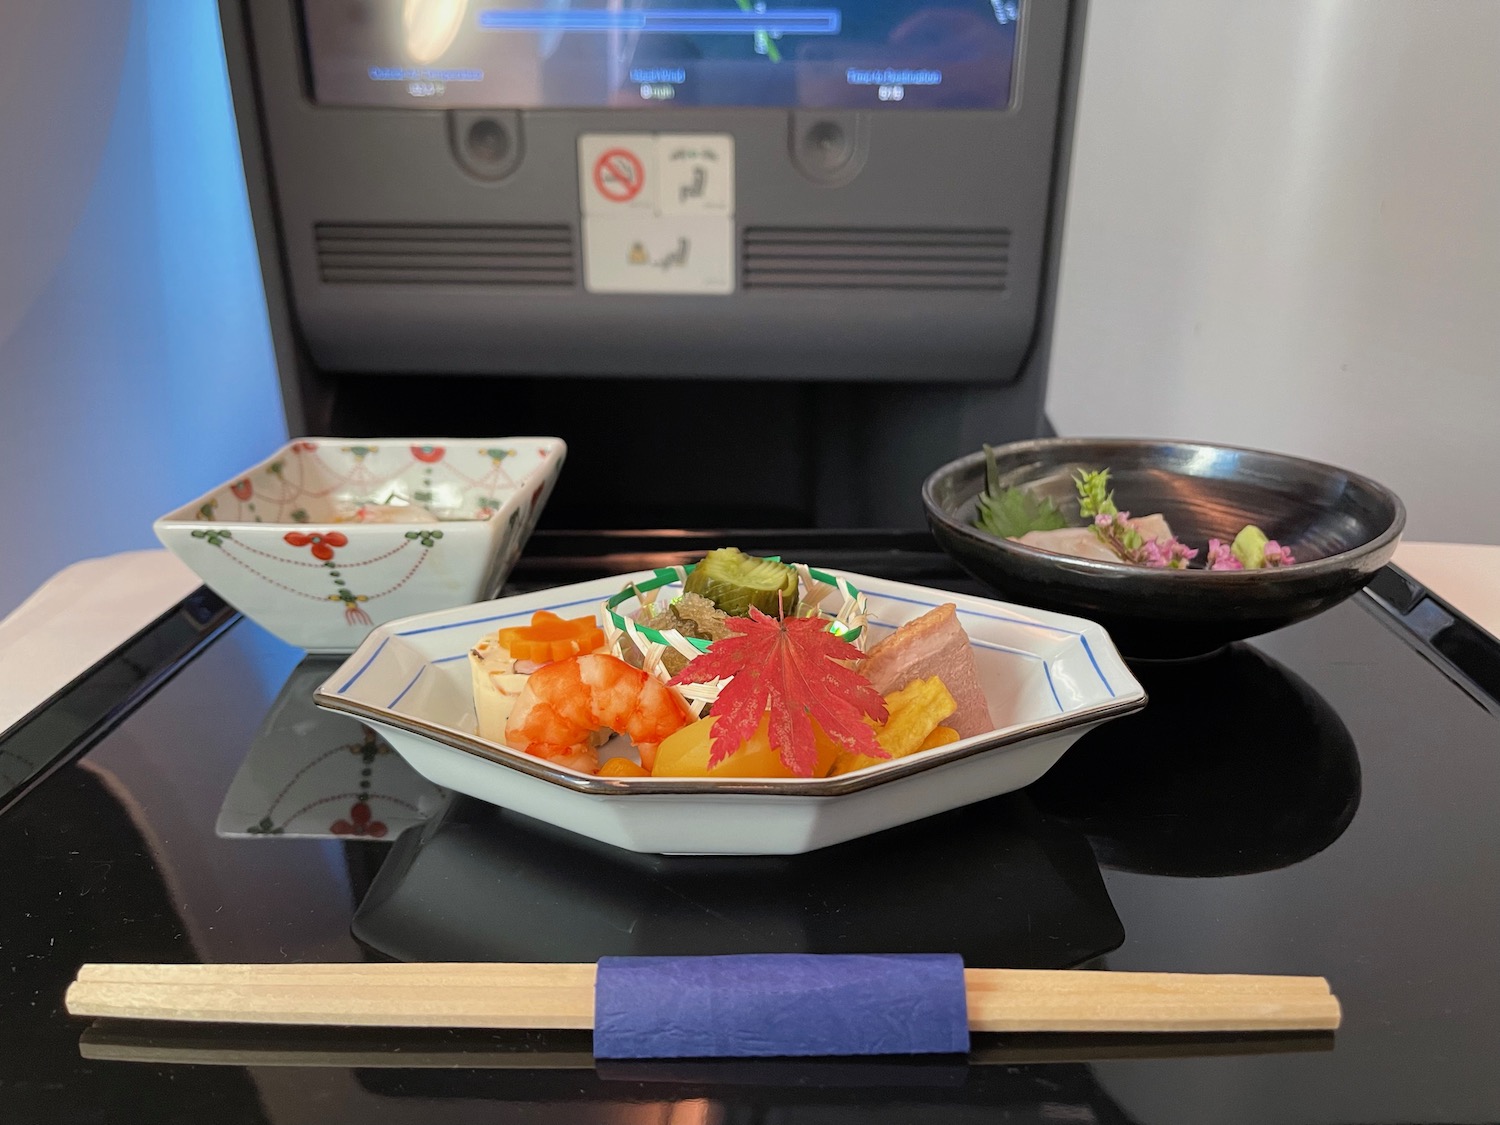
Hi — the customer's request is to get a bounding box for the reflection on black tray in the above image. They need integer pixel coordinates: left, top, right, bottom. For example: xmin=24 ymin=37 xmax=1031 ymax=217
xmin=216 ymin=656 xmax=446 ymax=839
xmin=78 ymin=1020 xmax=1333 ymax=1071
xmin=77 ymin=1019 xmax=1329 ymax=1122
xmin=1031 ymin=643 xmax=1361 ymax=876
xmin=346 ymin=1029 xmax=1314 ymax=1117
xmin=353 ymin=792 xmax=1124 ymax=970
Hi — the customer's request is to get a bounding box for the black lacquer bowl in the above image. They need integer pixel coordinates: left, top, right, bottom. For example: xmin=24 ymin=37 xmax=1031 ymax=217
xmin=923 ymin=438 xmax=1405 ymax=659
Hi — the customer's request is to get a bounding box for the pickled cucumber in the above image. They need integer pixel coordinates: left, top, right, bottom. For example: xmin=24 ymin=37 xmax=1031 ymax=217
xmin=684 ymin=548 xmax=800 ymax=617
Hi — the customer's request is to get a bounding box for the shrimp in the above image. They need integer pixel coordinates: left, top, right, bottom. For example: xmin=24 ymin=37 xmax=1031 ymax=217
xmin=505 ymin=654 xmax=693 ymax=773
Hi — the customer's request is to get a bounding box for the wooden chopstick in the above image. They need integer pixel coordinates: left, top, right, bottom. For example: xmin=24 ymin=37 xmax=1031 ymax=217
xmin=66 ymin=963 xmax=1341 ymax=1034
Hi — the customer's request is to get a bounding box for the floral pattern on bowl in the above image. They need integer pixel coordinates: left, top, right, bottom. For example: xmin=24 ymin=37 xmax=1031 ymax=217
xmin=190 ymin=441 xmax=544 ymax=525
xmin=155 ymin=437 xmax=565 ymax=653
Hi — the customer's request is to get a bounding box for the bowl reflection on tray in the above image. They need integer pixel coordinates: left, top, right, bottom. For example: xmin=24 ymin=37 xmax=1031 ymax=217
xmin=1030 ymin=644 xmax=1361 ymax=877
xmin=216 ymin=656 xmax=446 ymax=841
xmin=923 ymin=438 xmax=1405 ymax=659
xmin=352 ymin=791 xmax=1124 ymax=971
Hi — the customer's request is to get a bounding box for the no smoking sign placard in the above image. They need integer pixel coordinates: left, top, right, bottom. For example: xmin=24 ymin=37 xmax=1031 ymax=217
xmin=579 ymin=134 xmax=656 ymax=213
xmin=593 ymin=148 xmax=645 ymax=203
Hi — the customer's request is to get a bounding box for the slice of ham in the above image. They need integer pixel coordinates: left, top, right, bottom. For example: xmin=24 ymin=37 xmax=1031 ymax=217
xmin=1018 ymin=514 xmax=1175 ymax=562
xmin=860 ymin=603 xmax=994 ymax=739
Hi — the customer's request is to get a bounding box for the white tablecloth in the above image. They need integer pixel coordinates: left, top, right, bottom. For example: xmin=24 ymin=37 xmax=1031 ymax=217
xmin=1392 ymin=542 xmax=1500 ymax=641
xmin=0 ymin=550 xmax=200 ymax=734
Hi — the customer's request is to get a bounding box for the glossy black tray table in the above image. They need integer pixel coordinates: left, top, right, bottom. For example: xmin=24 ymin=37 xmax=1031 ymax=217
xmin=2 ymin=531 xmax=1497 ymax=1125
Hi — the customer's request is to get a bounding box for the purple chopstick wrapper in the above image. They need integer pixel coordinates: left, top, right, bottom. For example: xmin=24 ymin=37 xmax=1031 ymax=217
xmin=593 ymin=953 xmax=970 ymax=1059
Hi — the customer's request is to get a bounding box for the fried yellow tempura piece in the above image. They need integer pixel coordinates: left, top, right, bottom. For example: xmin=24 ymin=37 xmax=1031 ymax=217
xmin=917 ymin=725 xmax=960 ymax=752
xmin=831 ymin=677 xmax=957 ymax=776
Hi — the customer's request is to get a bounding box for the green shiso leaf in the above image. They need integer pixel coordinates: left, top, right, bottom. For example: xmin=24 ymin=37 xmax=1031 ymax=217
xmin=974 ymin=445 xmax=1068 ymax=539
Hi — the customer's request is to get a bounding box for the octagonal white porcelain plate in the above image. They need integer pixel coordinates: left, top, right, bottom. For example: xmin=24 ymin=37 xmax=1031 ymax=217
xmin=314 ymin=571 xmax=1146 ymax=855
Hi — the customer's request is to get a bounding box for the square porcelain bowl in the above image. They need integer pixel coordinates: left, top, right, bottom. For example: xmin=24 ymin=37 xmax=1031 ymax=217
xmin=314 ymin=571 xmax=1145 ymax=855
xmin=155 ymin=437 xmax=565 ymax=653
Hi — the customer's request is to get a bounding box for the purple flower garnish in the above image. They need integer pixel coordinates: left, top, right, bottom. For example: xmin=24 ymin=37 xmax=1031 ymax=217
xmin=1206 ymin=538 xmax=1245 ymax=570
xmin=1142 ymin=537 xmax=1200 ymax=569
xmin=1263 ymin=540 xmax=1296 ymax=567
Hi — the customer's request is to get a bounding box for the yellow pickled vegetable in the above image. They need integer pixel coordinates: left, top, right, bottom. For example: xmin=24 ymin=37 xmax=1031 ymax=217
xmin=652 ymin=713 xmax=841 ymax=779
xmin=598 ymin=757 xmax=651 ymax=778
xmin=917 ymin=725 xmax=961 ymax=752
xmin=831 ymin=677 xmax=957 ymax=776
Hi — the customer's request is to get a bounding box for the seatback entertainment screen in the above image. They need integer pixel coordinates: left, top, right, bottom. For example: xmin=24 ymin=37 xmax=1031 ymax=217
xmin=303 ymin=1 xmax=1021 ymax=110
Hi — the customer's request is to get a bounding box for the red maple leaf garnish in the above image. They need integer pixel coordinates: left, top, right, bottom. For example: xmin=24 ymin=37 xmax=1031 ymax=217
xmin=669 ymin=608 xmax=889 ymax=777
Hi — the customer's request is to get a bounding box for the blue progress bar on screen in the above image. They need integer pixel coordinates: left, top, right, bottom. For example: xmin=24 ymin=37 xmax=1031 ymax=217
xmin=478 ymin=9 xmax=842 ymax=35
